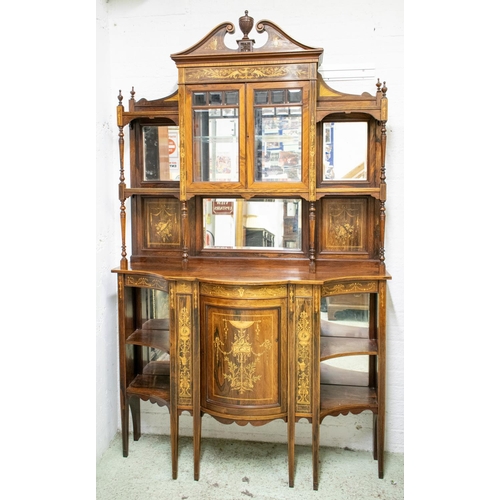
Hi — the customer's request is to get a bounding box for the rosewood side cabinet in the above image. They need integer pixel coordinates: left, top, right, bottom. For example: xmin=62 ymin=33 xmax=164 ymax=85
xmin=112 ymin=11 xmax=390 ymax=490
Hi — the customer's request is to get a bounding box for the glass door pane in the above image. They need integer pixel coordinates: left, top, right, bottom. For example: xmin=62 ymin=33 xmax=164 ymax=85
xmin=254 ymin=89 xmax=302 ymax=183
xmin=192 ymin=90 xmax=240 ymax=182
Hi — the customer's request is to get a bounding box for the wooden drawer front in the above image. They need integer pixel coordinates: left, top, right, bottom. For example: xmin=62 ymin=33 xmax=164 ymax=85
xmin=200 ymin=295 xmax=287 ymax=419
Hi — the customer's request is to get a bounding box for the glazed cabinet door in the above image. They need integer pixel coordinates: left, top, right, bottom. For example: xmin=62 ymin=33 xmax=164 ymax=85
xmin=199 ymin=283 xmax=288 ymax=422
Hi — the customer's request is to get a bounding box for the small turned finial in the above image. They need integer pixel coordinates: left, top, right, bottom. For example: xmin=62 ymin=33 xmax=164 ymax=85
xmin=376 ymin=79 xmax=388 ymax=96
xmin=239 ymin=10 xmax=254 ymax=40
xmin=130 ymin=86 xmax=135 ymax=101
xmin=118 ymin=90 xmax=123 ymax=104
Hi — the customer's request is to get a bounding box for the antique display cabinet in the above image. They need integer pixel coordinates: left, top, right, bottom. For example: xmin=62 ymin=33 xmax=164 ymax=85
xmin=113 ymin=11 xmax=390 ymax=490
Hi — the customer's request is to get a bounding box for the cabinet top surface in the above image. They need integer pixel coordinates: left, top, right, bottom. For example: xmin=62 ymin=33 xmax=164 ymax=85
xmin=112 ymin=260 xmax=391 ymax=285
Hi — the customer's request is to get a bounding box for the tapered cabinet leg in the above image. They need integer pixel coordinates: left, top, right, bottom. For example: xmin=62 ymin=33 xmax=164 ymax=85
xmin=312 ymin=416 xmax=320 ymax=491
xmin=377 ymin=412 xmax=385 ymax=479
xmin=170 ymin=409 xmax=179 ymax=480
xmin=288 ymin=418 xmax=295 ymax=487
xmin=193 ymin=411 xmax=201 ymax=481
xmin=120 ymin=392 xmax=129 ymax=457
xmin=130 ymin=396 xmax=141 ymax=441
xmin=373 ymin=413 xmax=378 ymax=460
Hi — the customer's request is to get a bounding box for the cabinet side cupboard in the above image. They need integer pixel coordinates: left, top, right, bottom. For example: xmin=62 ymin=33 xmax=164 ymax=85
xmin=112 ymin=11 xmax=390 ymax=490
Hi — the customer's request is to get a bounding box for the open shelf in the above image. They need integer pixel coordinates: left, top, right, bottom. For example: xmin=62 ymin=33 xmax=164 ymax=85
xmin=127 ymin=360 xmax=170 ymax=406
xmin=320 ymin=384 xmax=377 ymax=418
xmin=126 ymin=318 xmax=170 ymax=352
xmin=320 ymin=361 xmax=370 ymax=387
xmin=320 ymin=336 xmax=377 ymax=361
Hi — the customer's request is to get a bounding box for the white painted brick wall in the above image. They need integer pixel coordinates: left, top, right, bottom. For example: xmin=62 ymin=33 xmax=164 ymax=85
xmin=96 ymin=0 xmax=404 ymax=459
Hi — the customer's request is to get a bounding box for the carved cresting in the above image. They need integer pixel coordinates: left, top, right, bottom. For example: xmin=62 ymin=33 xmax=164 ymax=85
xmin=215 ymin=320 xmax=271 ymax=394
xmin=237 ymin=10 xmax=255 ymax=52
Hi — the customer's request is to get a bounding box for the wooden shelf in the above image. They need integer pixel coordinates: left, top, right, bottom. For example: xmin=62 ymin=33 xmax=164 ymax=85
xmin=126 ymin=319 xmax=170 ymax=352
xmin=320 ymin=362 xmax=370 ymax=387
xmin=320 ymin=384 xmax=377 ymax=419
xmin=320 ymin=336 xmax=377 ymax=361
xmin=127 ymin=360 xmax=170 ymax=406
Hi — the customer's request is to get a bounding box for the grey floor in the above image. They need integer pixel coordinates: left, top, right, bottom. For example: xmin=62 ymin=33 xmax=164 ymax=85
xmin=97 ymin=434 xmax=404 ymax=499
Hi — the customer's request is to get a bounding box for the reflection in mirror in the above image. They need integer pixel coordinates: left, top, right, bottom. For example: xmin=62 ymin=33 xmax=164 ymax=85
xmin=320 ymin=293 xmax=370 ymax=386
xmin=143 ymin=125 xmax=180 ymax=181
xmin=193 ymin=110 xmax=239 ymax=182
xmin=192 ymin=89 xmax=240 ymax=182
xmin=138 ymin=287 xmax=170 ymax=363
xmin=322 ymin=122 xmax=367 ymax=181
xmin=203 ymin=198 xmax=301 ymax=250
xmin=254 ymin=89 xmax=302 ymax=182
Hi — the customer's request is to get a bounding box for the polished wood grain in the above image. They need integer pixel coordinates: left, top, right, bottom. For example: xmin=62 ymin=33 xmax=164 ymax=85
xmin=113 ymin=12 xmax=389 ymax=490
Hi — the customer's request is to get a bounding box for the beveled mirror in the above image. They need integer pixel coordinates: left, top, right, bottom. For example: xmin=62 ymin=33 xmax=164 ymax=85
xmin=322 ymin=122 xmax=367 ymax=181
xmin=202 ymin=197 xmax=302 ymax=250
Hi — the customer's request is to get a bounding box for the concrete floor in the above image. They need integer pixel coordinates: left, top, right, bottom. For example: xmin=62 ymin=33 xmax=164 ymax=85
xmin=97 ymin=434 xmax=404 ymax=499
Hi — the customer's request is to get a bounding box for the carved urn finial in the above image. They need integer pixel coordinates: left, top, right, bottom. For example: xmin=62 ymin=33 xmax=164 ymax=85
xmin=237 ymin=11 xmax=255 ymax=52
xmin=239 ymin=10 xmax=254 ymax=39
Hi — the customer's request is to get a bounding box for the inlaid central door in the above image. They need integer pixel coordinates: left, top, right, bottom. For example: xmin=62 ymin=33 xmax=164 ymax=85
xmin=199 ymin=284 xmax=288 ymax=421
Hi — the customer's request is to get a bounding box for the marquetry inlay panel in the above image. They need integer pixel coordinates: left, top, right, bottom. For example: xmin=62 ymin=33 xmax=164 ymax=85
xmin=295 ymin=297 xmax=313 ymax=413
xmin=174 ymin=289 xmax=193 ymax=406
xmin=322 ymin=198 xmax=368 ymax=252
xmin=125 ymin=274 xmax=169 ymax=292
xmin=200 ymin=283 xmax=287 ymax=300
xmin=322 ymin=281 xmax=378 ymax=297
xmin=204 ymin=307 xmax=279 ymax=406
xmin=184 ymin=64 xmax=313 ymax=83
xmin=144 ymin=198 xmax=181 ymax=248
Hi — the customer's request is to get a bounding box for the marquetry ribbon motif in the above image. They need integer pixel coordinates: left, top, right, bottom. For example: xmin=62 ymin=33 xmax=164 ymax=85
xmin=185 ymin=65 xmax=310 ymax=82
xmin=322 ymin=281 xmax=377 ymax=296
xmin=125 ymin=275 xmax=168 ymax=292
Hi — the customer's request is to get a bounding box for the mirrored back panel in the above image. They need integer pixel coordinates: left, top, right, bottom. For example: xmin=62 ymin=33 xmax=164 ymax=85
xmin=322 ymin=122 xmax=367 ymax=181
xmin=202 ymin=198 xmax=302 ymax=250
xmin=143 ymin=125 xmax=180 ymax=181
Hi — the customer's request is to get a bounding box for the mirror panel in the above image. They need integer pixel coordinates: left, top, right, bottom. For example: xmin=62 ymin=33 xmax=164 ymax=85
xmin=320 ymin=293 xmax=370 ymax=385
xmin=143 ymin=125 xmax=180 ymax=181
xmin=322 ymin=122 xmax=367 ymax=181
xmin=203 ymin=198 xmax=302 ymax=250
